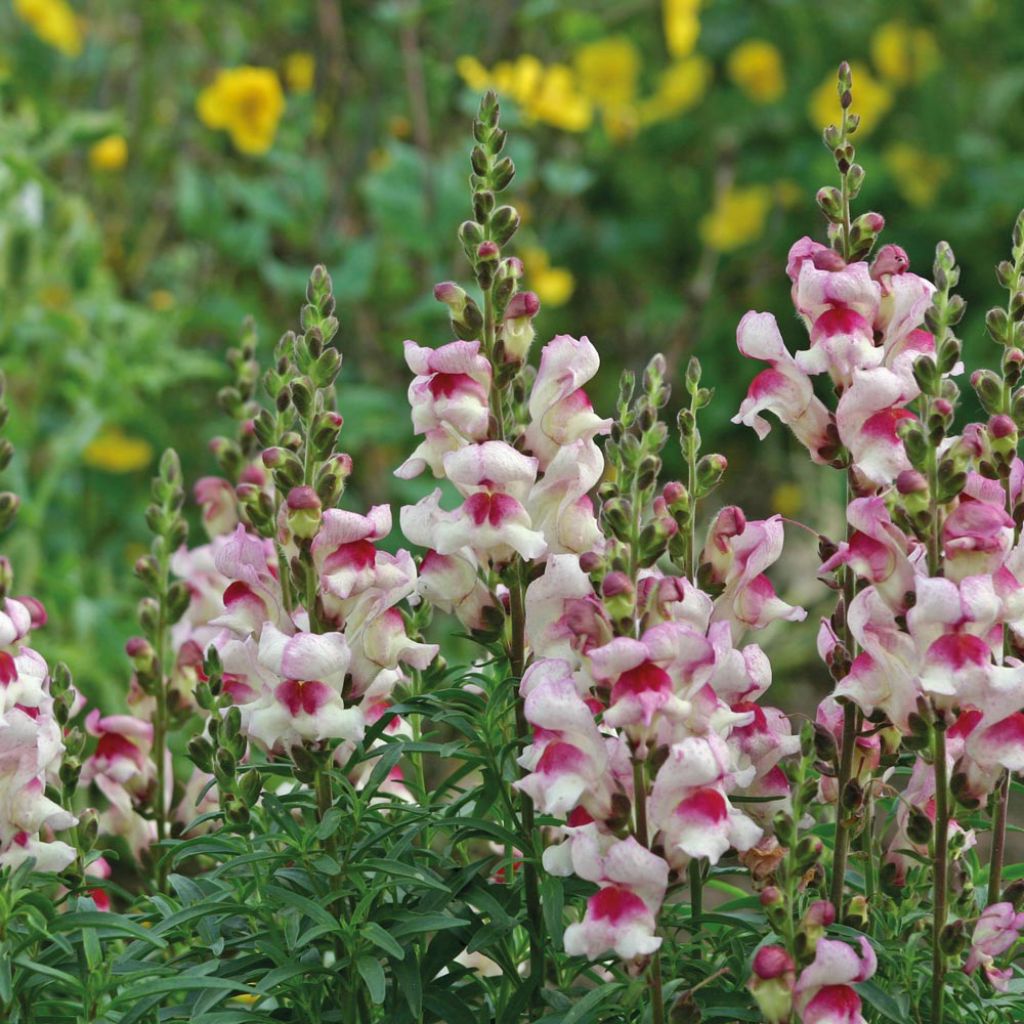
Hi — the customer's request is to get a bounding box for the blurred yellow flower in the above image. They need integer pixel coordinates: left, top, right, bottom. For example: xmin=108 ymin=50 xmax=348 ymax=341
xmin=148 ymin=289 xmax=175 ymax=311
xmin=83 ymin=428 xmax=153 ymax=474
xmin=89 ymin=134 xmax=128 ymax=172
xmin=871 ymin=21 xmax=939 ymax=86
xmin=884 ymin=143 xmax=949 ymax=207
xmin=727 ymin=40 xmax=786 ymax=104
xmin=388 ymin=114 xmax=412 ymax=139
xmin=575 ymin=37 xmax=640 ymax=107
xmin=456 ymin=55 xmax=592 ymax=133
xmin=523 ymin=248 xmax=575 ymax=307
xmin=39 ymin=284 xmax=71 ymax=310
xmin=283 ymin=51 xmax=315 ymax=93
xmin=663 ymin=0 xmax=702 ymax=58
xmin=771 ymin=482 xmax=803 ymax=517
xmin=699 ymin=185 xmax=772 ymax=252
xmin=809 ymin=62 xmax=891 ymax=136
xmin=14 ymin=0 xmax=82 ymax=57
xmin=640 ymin=56 xmax=711 ymax=123
xmin=774 ymin=178 xmax=804 ymax=210
xmin=197 ymin=66 xmax=285 ymax=155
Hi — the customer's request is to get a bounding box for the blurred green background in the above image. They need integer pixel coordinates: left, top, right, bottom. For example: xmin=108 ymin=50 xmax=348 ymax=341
xmin=1 ymin=0 xmax=1020 ymax=707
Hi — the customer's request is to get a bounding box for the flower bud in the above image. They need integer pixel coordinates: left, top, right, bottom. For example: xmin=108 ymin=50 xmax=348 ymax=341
xmin=286 ymin=485 xmax=322 ymax=540
xmin=747 ymin=946 xmax=795 ymax=1024
xmin=503 ymin=290 xmax=540 ymax=362
xmin=434 ymin=281 xmax=468 ymax=318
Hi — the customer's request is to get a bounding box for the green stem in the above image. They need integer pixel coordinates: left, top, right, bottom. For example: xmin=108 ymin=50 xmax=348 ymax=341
xmin=830 ymin=701 xmax=857 ymax=914
xmin=632 ymin=758 xmax=664 ymax=1024
xmin=688 ymin=859 xmax=703 ymax=945
xmin=932 ymin=722 xmax=949 ymax=1024
xmin=988 ymin=770 xmax=1010 ymax=906
xmin=152 ymin=541 xmax=171 ymax=890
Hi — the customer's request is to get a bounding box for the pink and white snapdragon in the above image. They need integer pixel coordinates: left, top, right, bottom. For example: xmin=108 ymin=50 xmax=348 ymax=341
xmin=964 ymin=902 xmax=1024 ymax=990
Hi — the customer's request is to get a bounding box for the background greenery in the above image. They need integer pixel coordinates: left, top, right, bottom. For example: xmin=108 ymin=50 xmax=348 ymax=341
xmin=2 ymin=0 xmax=1021 ymax=705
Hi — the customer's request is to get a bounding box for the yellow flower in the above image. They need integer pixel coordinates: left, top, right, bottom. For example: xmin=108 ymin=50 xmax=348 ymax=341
xmin=574 ymin=37 xmax=640 ymax=108
xmin=387 ymin=114 xmax=412 ymax=139
xmin=14 ymin=0 xmax=82 ymax=57
xmin=455 ymin=55 xmax=490 ymax=92
xmin=884 ymin=143 xmax=949 ymax=207
xmin=699 ymin=184 xmax=772 ymax=253
xmin=663 ymin=0 xmax=702 ymax=58
xmin=523 ymin=248 xmax=575 ymax=307
xmin=774 ymin=178 xmax=804 ymax=211
xmin=283 ymin=51 xmax=315 ymax=93
xmin=83 ymin=428 xmax=153 ymax=474
xmin=148 ymin=289 xmax=175 ymax=311
xmin=808 ymin=62 xmax=891 ymax=136
xmin=771 ymin=482 xmax=803 ymax=517
xmin=197 ymin=67 xmax=286 ymax=156
xmin=525 ymin=65 xmax=593 ymax=133
xmin=639 ymin=56 xmax=711 ymax=124
xmin=88 ymin=134 xmax=128 ymax=172
xmin=727 ymin=40 xmax=786 ymax=104
xmin=871 ymin=21 xmax=939 ymax=86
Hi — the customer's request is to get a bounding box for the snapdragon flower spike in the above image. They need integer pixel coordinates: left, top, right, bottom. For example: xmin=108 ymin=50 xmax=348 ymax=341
xmin=735 ymin=235 xmax=941 ymax=488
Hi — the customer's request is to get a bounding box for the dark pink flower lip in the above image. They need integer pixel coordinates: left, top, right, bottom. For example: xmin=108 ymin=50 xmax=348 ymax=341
xmin=589 ymin=885 xmax=647 ymax=924
xmin=324 ymin=539 xmax=377 ymax=574
xmin=464 ymin=492 xmax=521 ymax=527
xmin=802 ymin=984 xmax=861 ymax=1022
xmin=427 ymin=371 xmax=484 ymax=400
xmin=276 ymin=679 xmax=332 ymax=717
xmin=610 ymin=661 xmax=673 ymax=704
xmin=0 ymin=651 xmax=16 ymax=685
xmin=927 ymin=633 xmax=990 ymax=670
xmin=536 ymin=741 xmax=586 ymax=775
xmin=676 ymin=788 xmax=728 ymax=824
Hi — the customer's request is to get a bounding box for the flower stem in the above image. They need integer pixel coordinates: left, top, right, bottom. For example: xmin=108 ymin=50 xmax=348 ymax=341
xmin=932 ymin=721 xmax=949 ymax=1024
xmin=988 ymin=769 xmax=1010 ymax=906
xmin=830 ymin=701 xmax=857 ymax=914
xmin=152 ymin=541 xmax=171 ymax=891
xmin=632 ymin=758 xmax=665 ymax=1024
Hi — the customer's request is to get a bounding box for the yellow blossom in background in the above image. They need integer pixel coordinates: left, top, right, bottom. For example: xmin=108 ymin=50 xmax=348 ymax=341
xmin=14 ymin=0 xmax=82 ymax=57
xmin=771 ymin=482 xmax=803 ymax=517
xmin=88 ymin=134 xmax=128 ymax=172
xmin=727 ymin=40 xmax=786 ymax=104
xmin=197 ymin=66 xmax=285 ymax=155
xmin=884 ymin=143 xmax=950 ymax=207
xmin=574 ymin=37 xmax=641 ymax=142
xmin=39 ymin=284 xmax=71 ymax=310
xmin=575 ymin=37 xmax=640 ymax=108
xmin=148 ymin=289 xmax=175 ymax=311
xmin=663 ymin=0 xmax=702 ymax=58
xmin=83 ymin=428 xmax=154 ymax=474
xmin=388 ymin=114 xmax=412 ymax=139
xmin=809 ymin=62 xmax=891 ymax=136
xmin=455 ymin=55 xmax=592 ymax=133
xmin=871 ymin=21 xmax=939 ymax=86
xmin=283 ymin=51 xmax=315 ymax=93
xmin=640 ymin=56 xmax=711 ymax=124
xmin=455 ymin=55 xmax=490 ymax=92
xmin=699 ymin=184 xmax=772 ymax=252
xmin=523 ymin=248 xmax=575 ymax=307
xmin=774 ymin=178 xmax=804 ymax=211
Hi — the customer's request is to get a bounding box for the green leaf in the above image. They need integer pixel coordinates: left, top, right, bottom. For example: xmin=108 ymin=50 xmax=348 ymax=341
xmin=858 ymin=980 xmax=908 ymax=1023
xmin=389 ymin=913 xmax=470 ymax=939
xmin=362 ymin=921 xmax=405 ymax=960
xmin=392 ymin=947 xmax=422 ymax=1018
xmin=356 ymin=955 xmax=386 ymax=1004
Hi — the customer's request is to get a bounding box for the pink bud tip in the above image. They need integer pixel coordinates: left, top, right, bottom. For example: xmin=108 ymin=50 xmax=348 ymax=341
xmin=896 ymin=469 xmax=928 ymax=495
xmin=811 ymin=249 xmax=846 ymax=271
xmin=326 ymin=412 xmax=344 ymax=428
xmin=990 ymin=414 xmax=1016 ymax=439
xmin=505 ymin=291 xmax=540 ymax=320
xmin=663 ymin=481 xmax=686 ymax=503
xmin=287 ymin=485 xmax=321 ymax=511
xmin=261 ymin=447 xmax=285 ymax=468
xmin=861 ymin=212 xmax=885 ymax=233
xmin=753 ymin=945 xmax=795 ymax=979
xmin=933 ymin=399 xmax=953 ymax=417
xmin=578 ymin=551 xmax=602 ymax=573
xmin=18 ymin=596 xmax=47 ymax=629
xmin=433 ymin=281 xmax=462 ymax=304
xmin=1006 ymin=348 xmax=1024 ymax=365
xmin=477 ymin=241 xmax=500 ymax=260
xmin=805 ymin=899 xmax=836 ymax=927
xmin=242 ymin=419 xmax=256 ymax=436
xmin=125 ymin=636 xmax=149 ymax=657
xmin=760 ymin=886 xmax=783 ymax=907
xmin=240 ymin=465 xmax=267 ymax=486
xmin=601 ymin=571 xmax=632 ymax=598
